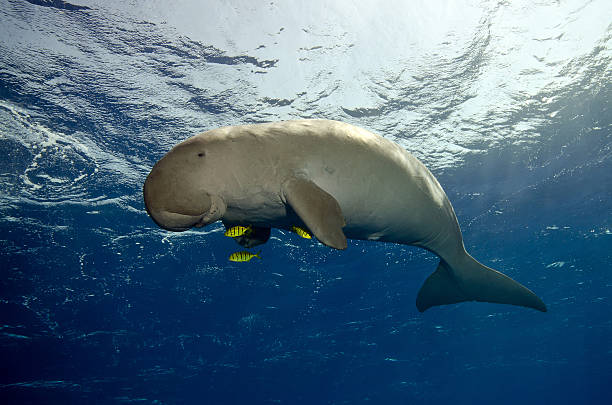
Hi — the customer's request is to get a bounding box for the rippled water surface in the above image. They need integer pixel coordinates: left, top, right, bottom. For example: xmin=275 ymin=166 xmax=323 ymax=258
xmin=1 ymin=1 xmax=611 ymax=404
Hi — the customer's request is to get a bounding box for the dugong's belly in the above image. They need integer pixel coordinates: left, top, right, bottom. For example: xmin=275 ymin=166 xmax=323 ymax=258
xmin=303 ymin=151 xmax=458 ymax=247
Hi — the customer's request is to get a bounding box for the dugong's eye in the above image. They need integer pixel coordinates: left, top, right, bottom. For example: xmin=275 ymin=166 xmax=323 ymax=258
xmin=197 ymin=152 xmax=205 ymax=157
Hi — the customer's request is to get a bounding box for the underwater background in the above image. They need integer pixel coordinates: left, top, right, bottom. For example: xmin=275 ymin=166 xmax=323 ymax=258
xmin=1 ymin=0 xmax=611 ymax=403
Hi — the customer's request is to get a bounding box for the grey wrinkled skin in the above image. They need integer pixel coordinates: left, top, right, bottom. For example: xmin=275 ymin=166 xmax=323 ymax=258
xmin=144 ymin=119 xmax=546 ymax=312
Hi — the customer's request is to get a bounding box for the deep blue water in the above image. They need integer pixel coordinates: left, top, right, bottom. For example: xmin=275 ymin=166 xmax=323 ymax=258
xmin=1 ymin=0 xmax=611 ymax=404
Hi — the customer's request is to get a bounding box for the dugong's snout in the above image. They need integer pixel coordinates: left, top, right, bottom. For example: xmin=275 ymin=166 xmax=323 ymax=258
xmin=143 ymin=164 xmax=226 ymax=232
xmin=146 ymin=209 xmax=205 ymax=232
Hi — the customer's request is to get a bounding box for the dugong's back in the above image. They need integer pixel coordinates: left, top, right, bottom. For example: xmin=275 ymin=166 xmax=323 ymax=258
xmin=304 ymin=120 xmax=460 ymax=250
xmin=206 ymin=119 xmax=461 ymax=252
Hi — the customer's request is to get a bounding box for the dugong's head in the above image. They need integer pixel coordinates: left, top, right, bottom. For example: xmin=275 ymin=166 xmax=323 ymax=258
xmin=143 ymin=136 xmax=227 ymax=231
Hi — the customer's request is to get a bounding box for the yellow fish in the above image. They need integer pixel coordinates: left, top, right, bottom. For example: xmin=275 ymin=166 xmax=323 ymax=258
xmin=228 ymin=251 xmax=261 ymax=262
xmin=291 ymin=226 xmax=312 ymax=239
xmin=224 ymin=225 xmax=252 ymax=238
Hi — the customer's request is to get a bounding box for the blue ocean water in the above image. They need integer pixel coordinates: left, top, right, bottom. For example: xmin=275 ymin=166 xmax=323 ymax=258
xmin=1 ymin=0 xmax=611 ymax=404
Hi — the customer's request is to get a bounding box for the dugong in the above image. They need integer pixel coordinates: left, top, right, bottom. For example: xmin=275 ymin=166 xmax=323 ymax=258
xmin=144 ymin=119 xmax=546 ymax=312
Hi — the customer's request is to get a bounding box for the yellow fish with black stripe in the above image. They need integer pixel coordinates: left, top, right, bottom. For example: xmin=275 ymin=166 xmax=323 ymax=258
xmin=228 ymin=250 xmax=261 ymax=262
xmin=224 ymin=225 xmax=252 ymax=238
xmin=291 ymin=226 xmax=312 ymax=239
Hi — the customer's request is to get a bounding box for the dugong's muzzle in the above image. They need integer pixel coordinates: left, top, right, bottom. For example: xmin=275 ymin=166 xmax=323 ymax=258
xmin=143 ymin=169 xmax=226 ymax=232
xmin=145 ymin=208 xmax=207 ymax=232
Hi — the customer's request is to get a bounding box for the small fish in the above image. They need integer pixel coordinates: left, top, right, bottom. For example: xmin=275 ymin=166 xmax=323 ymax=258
xmin=291 ymin=226 xmax=312 ymax=239
xmin=224 ymin=225 xmax=252 ymax=238
xmin=228 ymin=251 xmax=261 ymax=262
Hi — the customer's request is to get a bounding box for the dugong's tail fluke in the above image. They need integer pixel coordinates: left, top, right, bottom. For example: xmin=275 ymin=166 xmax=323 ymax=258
xmin=416 ymin=255 xmax=547 ymax=312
